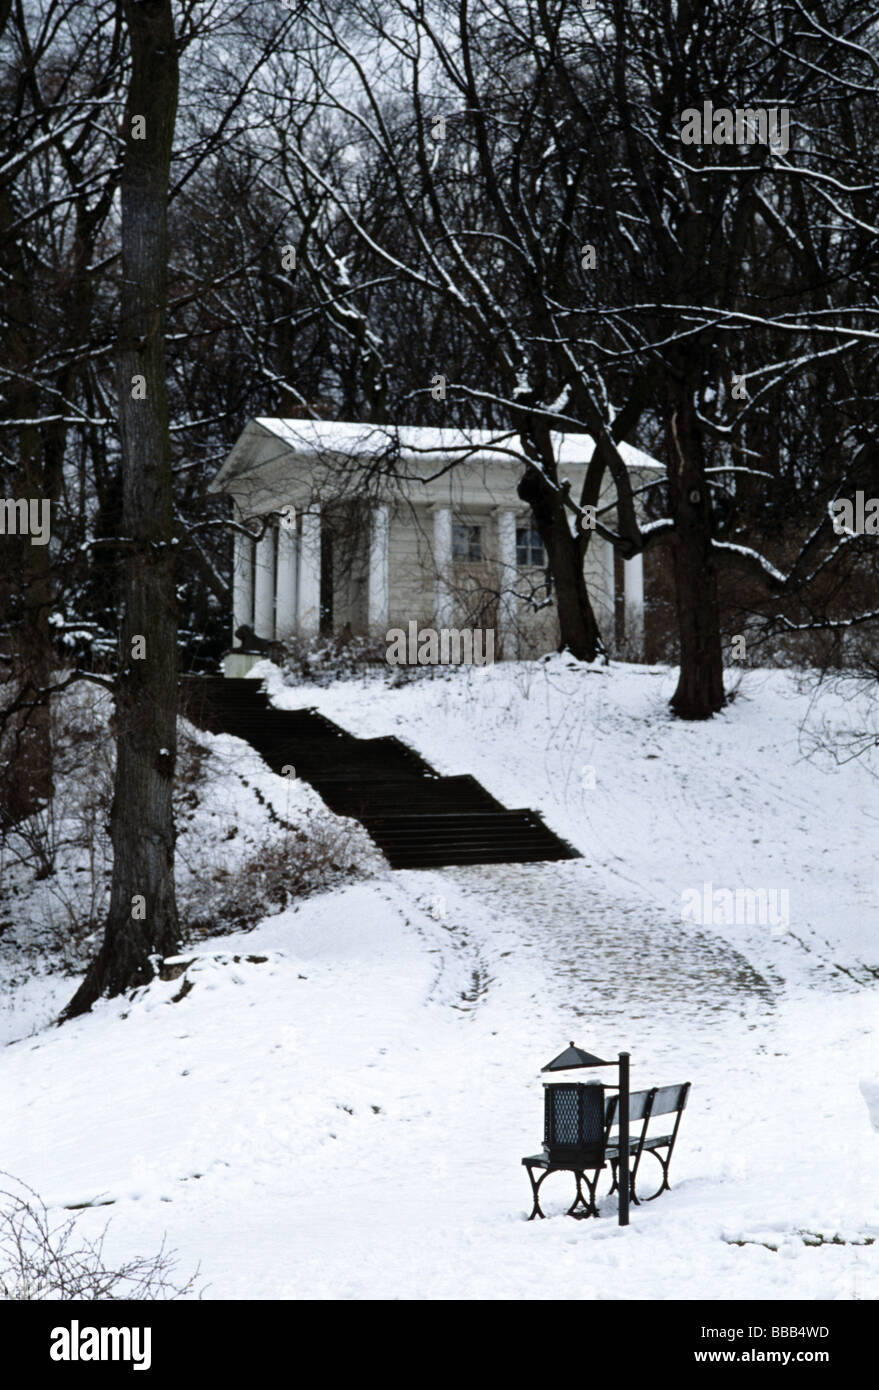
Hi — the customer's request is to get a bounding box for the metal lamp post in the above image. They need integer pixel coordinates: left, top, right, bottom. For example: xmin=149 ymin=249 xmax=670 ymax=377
xmin=541 ymin=1042 xmax=631 ymax=1227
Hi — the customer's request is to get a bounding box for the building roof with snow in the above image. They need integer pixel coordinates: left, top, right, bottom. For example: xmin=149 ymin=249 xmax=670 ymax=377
xmin=209 ymin=419 xmax=663 ymax=514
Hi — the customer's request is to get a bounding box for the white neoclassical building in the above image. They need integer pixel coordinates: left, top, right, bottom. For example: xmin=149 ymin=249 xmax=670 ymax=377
xmin=208 ymin=420 xmax=661 ymax=660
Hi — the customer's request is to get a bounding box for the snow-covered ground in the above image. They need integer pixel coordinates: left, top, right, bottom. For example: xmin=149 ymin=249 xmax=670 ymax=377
xmin=3 ymin=660 xmax=878 ymax=1299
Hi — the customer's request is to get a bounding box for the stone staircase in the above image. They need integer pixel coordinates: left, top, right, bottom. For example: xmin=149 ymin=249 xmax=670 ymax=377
xmin=179 ymin=676 xmax=581 ymax=869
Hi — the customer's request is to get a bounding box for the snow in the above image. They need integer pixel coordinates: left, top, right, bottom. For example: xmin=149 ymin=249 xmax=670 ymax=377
xmin=244 ymin=419 xmax=662 ymax=475
xmin=3 ymin=661 xmax=878 ymax=1300
xmin=712 ymin=539 xmax=787 ymax=584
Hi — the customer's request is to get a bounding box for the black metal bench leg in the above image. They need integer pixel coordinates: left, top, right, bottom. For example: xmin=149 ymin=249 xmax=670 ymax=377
xmin=643 ymin=1149 xmax=672 ymax=1200
xmin=564 ymin=1169 xmax=602 ymax=1218
xmin=581 ymin=1169 xmax=601 ymax=1218
xmin=609 ymin=1156 xmax=639 ymax=1204
xmin=566 ymin=1171 xmax=593 ymax=1218
xmin=525 ymin=1164 xmax=547 ymax=1220
xmin=526 ymin=1165 xmax=607 ymax=1220
xmin=628 ymin=1155 xmax=642 ymax=1206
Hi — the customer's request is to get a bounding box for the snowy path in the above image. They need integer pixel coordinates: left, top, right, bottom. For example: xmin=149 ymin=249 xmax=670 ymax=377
xmin=448 ymin=860 xmax=777 ymax=1027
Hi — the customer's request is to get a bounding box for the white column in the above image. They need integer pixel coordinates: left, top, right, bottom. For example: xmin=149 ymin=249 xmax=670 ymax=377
xmin=433 ymin=505 xmax=453 ymax=627
xmin=495 ymin=508 xmax=518 ymax=660
xmin=275 ymin=525 xmax=298 ymax=639
xmin=232 ymin=527 xmax=253 ymax=641
xmin=624 ymin=551 xmax=644 ymax=659
xmin=297 ymin=510 xmax=321 ymax=637
xmin=253 ymin=528 xmax=275 ymax=640
xmin=367 ymin=503 xmax=390 ymax=633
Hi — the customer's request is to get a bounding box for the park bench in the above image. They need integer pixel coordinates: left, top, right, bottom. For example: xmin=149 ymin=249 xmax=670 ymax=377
xmin=522 ymin=1080 xmax=690 ymax=1219
xmin=606 ymin=1082 xmax=691 ymax=1204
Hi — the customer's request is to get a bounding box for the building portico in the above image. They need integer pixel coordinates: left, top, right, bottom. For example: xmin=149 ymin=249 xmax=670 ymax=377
xmin=211 ymin=420 xmax=660 ymax=659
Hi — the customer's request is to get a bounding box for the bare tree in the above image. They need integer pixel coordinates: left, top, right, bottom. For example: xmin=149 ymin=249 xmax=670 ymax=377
xmin=65 ymin=0 xmax=180 ymax=1016
xmin=0 ymin=0 xmax=126 ymax=818
xmin=262 ymin=0 xmax=877 ymax=716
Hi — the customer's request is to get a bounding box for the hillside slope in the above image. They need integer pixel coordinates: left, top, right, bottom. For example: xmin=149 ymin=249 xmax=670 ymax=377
xmin=3 ymin=662 xmax=877 ymax=1299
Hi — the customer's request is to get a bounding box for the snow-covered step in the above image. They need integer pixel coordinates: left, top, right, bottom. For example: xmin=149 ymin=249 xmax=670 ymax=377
xmin=179 ymin=676 xmax=581 ymax=869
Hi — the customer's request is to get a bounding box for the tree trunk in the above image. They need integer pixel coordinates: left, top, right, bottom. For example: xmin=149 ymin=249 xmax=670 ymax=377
xmin=65 ymin=0 xmax=180 ymax=1016
xmin=518 ymin=466 xmax=603 ymax=660
xmin=0 ymin=181 xmax=54 ymax=825
xmin=666 ymin=402 xmax=725 ymax=719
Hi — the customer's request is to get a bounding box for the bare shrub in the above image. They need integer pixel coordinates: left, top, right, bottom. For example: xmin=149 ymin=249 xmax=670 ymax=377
xmin=2 ymin=685 xmax=383 ymax=969
xmin=0 ymin=683 xmax=115 ymax=969
xmin=280 ymin=632 xmax=388 ymax=686
xmin=0 ymin=1175 xmax=201 ymax=1300
xmin=796 ymin=664 xmax=879 ymax=774
xmin=180 ymin=809 xmax=383 ymax=939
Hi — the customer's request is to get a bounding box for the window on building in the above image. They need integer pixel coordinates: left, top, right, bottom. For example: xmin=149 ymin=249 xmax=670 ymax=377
xmin=516 ymin=525 xmax=546 ymax=567
xmin=452 ymin=522 xmax=483 ymax=561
